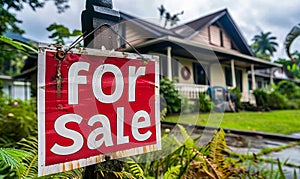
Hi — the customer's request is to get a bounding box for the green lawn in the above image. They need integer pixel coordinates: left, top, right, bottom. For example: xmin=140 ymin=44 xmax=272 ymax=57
xmin=164 ymin=110 xmax=300 ymax=135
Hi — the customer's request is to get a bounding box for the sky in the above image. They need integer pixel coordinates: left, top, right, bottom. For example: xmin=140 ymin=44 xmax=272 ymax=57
xmin=15 ymin=0 xmax=300 ymax=60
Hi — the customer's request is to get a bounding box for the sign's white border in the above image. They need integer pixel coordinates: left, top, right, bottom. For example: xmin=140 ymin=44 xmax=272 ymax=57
xmin=38 ymin=44 xmax=161 ymax=176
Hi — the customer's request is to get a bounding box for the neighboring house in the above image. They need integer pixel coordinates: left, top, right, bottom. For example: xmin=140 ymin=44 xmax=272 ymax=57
xmin=0 ymin=75 xmax=31 ymax=100
xmin=1 ymin=32 xmax=36 ymax=100
xmin=250 ymin=68 xmax=300 ymax=89
xmin=119 ymin=9 xmax=281 ymax=103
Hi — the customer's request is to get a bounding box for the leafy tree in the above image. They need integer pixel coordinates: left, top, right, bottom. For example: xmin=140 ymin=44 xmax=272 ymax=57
xmin=251 ymin=31 xmax=278 ymax=61
xmin=46 ymin=23 xmax=82 ymax=45
xmin=0 ymin=0 xmax=70 ymax=34
xmin=0 ymin=35 xmax=37 ymax=75
xmin=275 ymin=51 xmax=300 ymax=79
xmin=284 ymin=23 xmax=300 ymax=62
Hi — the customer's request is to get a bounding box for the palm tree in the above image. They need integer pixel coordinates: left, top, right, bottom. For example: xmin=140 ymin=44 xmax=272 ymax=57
xmin=284 ymin=23 xmax=300 ymax=62
xmin=251 ymin=31 xmax=278 ymax=60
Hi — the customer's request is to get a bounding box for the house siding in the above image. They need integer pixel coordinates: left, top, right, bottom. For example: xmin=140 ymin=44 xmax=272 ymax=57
xmin=210 ymin=64 xmax=226 ymax=86
xmin=122 ymin=22 xmax=154 ymax=47
xmin=190 ymin=27 xmax=209 ymax=44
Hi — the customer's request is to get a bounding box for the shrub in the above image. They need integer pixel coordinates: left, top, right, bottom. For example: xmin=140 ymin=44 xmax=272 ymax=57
xmin=276 ymin=80 xmax=300 ymax=99
xmin=253 ymin=88 xmax=268 ymax=109
xmin=198 ymin=92 xmax=212 ymax=112
xmin=267 ymin=91 xmax=288 ymax=110
xmin=0 ymin=97 xmax=37 ymax=142
xmin=160 ymin=78 xmax=182 ymax=114
xmin=229 ymin=87 xmax=242 ymax=109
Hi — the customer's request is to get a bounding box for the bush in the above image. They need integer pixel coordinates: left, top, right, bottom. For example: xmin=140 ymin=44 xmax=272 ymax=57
xmin=276 ymin=80 xmax=300 ymax=99
xmin=198 ymin=92 xmax=212 ymax=112
xmin=267 ymin=91 xmax=288 ymax=110
xmin=0 ymin=97 xmax=37 ymax=142
xmin=160 ymin=78 xmax=182 ymax=114
xmin=229 ymin=87 xmax=242 ymax=109
xmin=253 ymin=88 xmax=268 ymax=109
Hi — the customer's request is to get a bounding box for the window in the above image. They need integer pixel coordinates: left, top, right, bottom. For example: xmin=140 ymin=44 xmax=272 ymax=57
xmin=235 ymin=69 xmax=243 ymax=91
xmin=193 ymin=63 xmax=209 ymax=85
xmin=225 ymin=67 xmax=232 ymax=86
xmin=220 ymin=30 xmax=224 ymax=47
xmin=172 ymin=59 xmax=179 ymax=79
xmin=159 ymin=55 xmax=168 ymax=78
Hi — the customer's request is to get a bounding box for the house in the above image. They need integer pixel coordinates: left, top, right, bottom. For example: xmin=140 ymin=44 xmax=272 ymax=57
xmin=249 ymin=67 xmax=300 ymax=89
xmin=119 ymin=9 xmax=281 ymax=104
xmin=0 ymin=32 xmax=35 ymax=100
xmin=15 ymin=9 xmax=282 ymax=104
xmin=0 ymin=75 xmax=31 ymax=100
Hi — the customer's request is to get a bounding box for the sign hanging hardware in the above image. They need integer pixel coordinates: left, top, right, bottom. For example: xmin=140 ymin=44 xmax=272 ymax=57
xmin=61 ymin=25 xmax=150 ymax=63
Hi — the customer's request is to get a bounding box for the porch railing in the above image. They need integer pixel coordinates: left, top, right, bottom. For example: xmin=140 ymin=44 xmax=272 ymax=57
xmin=174 ymin=83 xmax=208 ymax=100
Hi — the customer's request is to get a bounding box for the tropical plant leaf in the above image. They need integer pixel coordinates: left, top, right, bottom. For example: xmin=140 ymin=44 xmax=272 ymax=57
xmin=0 ymin=148 xmax=29 ymax=176
xmin=284 ymin=23 xmax=300 ymax=62
xmin=0 ymin=35 xmax=37 ymax=54
xmin=126 ymin=157 xmax=145 ymax=179
xmin=17 ymin=136 xmax=38 ymax=178
xmin=163 ymin=165 xmax=181 ymax=179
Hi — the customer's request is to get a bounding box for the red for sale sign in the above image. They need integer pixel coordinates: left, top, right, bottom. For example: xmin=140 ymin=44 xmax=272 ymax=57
xmin=38 ymin=44 xmax=161 ymax=176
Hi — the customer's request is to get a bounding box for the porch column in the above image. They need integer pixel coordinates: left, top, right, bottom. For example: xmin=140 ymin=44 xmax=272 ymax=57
xmin=231 ymin=60 xmax=236 ymax=88
xmin=251 ymin=64 xmax=256 ymax=90
xmin=167 ymin=46 xmax=172 ymax=80
xmin=270 ymin=68 xmax=274 ymax=85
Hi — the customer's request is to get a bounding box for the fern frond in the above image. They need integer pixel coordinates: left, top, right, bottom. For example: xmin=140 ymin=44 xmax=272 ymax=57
xmin=204 ymin=129 xmax=229 ymax=172
xmin=163 ymin=165 xmax=181 ymax=179
xmin=126 ymin=157 xmax=145 ymax=179
xmin=0 ymin=148 xmax=29 ymax=176
xmin=17 ymin=136 xmax=38 ymax=178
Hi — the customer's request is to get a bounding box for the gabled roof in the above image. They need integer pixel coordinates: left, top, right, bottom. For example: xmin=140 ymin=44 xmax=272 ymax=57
xmin=121 ymin=9 xmax=255 ymax=56
xmin=120 ymin=12 xmax=178 ymax=37
xmin=171 ymin=9 xmax=227 ymax=38
xmin=172 ymin=9 xmax=254 ymax=56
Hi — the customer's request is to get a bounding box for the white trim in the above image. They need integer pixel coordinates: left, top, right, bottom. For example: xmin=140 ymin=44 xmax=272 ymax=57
xmin=167 ymin=46 xmax=172 ymax=80
xmin=251 ymin=64 xmax=256 ymax=90
xmin=38 ymin=49 xmax=46 ymax=176
xmin=231 ymin=60 xmax=236 ymax=88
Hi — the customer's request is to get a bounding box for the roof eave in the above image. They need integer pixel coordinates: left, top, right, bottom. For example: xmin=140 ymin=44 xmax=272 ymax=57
xmin=125 ymin=36 xmax=282 ymax=68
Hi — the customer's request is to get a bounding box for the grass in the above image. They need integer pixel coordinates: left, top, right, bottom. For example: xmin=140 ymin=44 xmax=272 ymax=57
xmin=164 ymin=110 xmax=300 ymax=135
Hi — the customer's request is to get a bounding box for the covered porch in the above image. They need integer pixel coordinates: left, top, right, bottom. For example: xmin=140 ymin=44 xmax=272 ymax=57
xmin=125 ymin=36 xmax=282 ymax=104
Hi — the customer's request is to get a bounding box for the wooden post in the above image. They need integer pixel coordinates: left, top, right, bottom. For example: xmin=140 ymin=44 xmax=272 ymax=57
xmin=81 ymin=0 xmax=120 ymax=49
xmin=81 ymin=1 xmax=121 ymax=178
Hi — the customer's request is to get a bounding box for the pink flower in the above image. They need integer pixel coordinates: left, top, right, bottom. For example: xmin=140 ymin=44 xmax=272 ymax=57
xmin=13 ymin=102 xmax=18 ymax=106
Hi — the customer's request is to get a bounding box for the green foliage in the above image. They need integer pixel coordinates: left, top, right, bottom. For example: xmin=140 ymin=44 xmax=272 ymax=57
xmin=251 ymin=31 xmax=278 ymax=60
xmin=0 ymin=148 xmax=29 ymax=177
xmin=253 ymin=88 xmax=269 ymax=109
xmin=0 ymin=0 xmax=70 ymax=34
xmin=284 ymin=23 xmax=300 ymax=62
xmin=267 ymin=91 xmax=288 ymax=110
xmin=0 ymin=35 xmax=37 ymax=54
xmin=0 ymin=35 xmax=37 ymax=75
xmin=160 ymin=78 xmax=182 ymax=114
xmin=229 ymin=87 xmax=242 ymax=109
xmin=198 ymin=92 xmax=212 ymax=112
xmin=276 ymin=80 xmax=300 ymax=99
xmin=275 ymin=51 xmax=300 ymax=79
xmin=0 ymin=97 xmax=37 ymax=142
xmin=47 ymin=23 xmax=82 ymax=45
